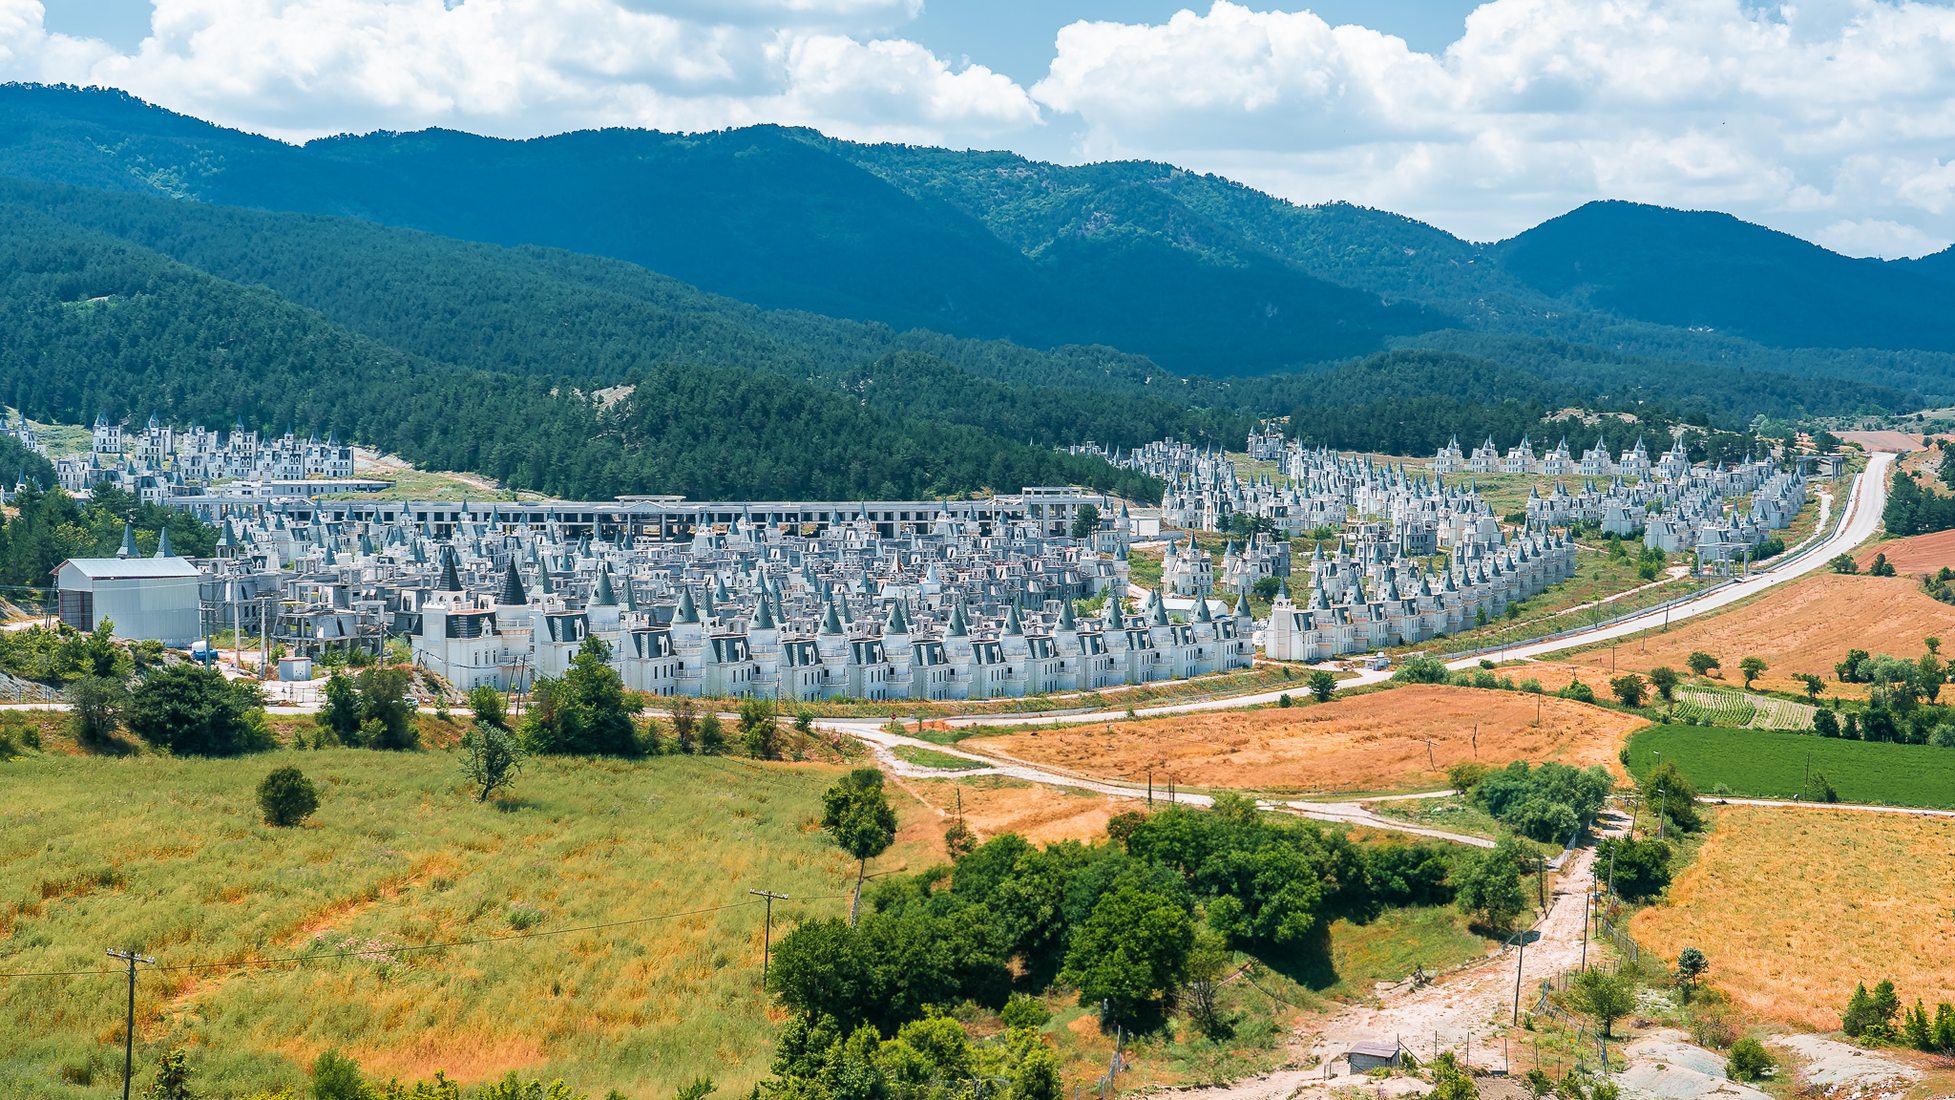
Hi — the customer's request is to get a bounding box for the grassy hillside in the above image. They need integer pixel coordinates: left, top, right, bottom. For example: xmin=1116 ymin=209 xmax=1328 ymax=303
xmin=0 ymin=750 xmax=887 ymax=1098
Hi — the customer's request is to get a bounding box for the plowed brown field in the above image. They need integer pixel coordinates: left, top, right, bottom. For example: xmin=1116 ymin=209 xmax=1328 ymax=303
xmin=1632 ymin=806 xmax=1955 ymax=1030
xmin=1859 ymin=529 xmax=1955 ymax=574
xmin=964 ymin=684 xmax=1646 ymax=794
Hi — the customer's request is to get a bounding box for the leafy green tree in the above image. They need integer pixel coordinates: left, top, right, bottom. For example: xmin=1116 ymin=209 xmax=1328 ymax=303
xmin=1183 ymin=923 xmax=1234 ymax=1039
xmin=1572 ymin=968 xmax=1635 ymax=1037
xmin=1675 ymin=947 xmax=1708 ymax=1002
xmin=66 ymin=674 xmax=125 ymax=748
xmin=1455 ymin=838 xmax=1531 ymax=932
xmin=1687 ymin=651 xmax=1721 ymax=676
xmin=1070 ymin=503 xmax=1101 ymax=540
xmin=354 ymin=667 xmax=417 ymax=750
xmin=257 ymin=766 xmax=320 ymax=827
xmin=1610 ymin=674 xmax=1647 ymax=707
xmin=1798 ymin=674 xmax=1826 ymax=701
xmin=126 ymin=665 xmax=271 ymax=756
xmin=738 ymin=697 xmax=780 ymax=759
xmin=669 ymin=697 xmax=698 ymax=753
xmin=1597 ymin=837 xmax=1671 ymax=901
xmin=1306 ymin=670 xmax=1338 ymax=703
xmin=520 ymin=637 xmax=637 ymax=755
xmin=821 ymin=768 xmax=897 ymax=925
xmin=1811 ymin=772 xmax=1841 ymax=803
xmin=697 ymin=712 xmax=727 ymax=755
xmin=460 ymin=722 xmax=527 ymax=803
xmin=467 ymin=684 xmax=508 ymax=730
xmin=1739 ymin=656 xmax=1767 ymax=688
xmin=1059 ymin=876 xmax=1195 ymax=1027
xmin=317 ymin=671 xmax=363 ymax=746
xmin=1829 ymin=553 xmax=1860 ymax=574
xmin=1640 ymin=762 xmax=1703 ymax=833
xmin=1647 ymin=666 xmax=1680 ymax=703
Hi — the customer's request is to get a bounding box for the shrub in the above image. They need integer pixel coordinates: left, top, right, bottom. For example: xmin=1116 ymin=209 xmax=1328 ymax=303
xmin=1725 ymin=1037 xmax=1776 ymax=1081
xmin=999 ymin=993 xmax=1050 ymax=1030
xmin=311 ymin=1049 xmax=367 ymax=1100
xmin=257 ymin=767 xmax=320 ymax=827
xmin=127 ymin=665 xmax=272 ymax=756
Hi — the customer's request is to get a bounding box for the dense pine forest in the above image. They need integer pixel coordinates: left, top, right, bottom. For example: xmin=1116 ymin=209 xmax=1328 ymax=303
xmin=0 ymin=84 xmax=1948 ymax=503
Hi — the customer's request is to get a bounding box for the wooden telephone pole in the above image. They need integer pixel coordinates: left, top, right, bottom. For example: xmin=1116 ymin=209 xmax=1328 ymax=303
xmin=106 ymin=948 xmax=154 ymax=1100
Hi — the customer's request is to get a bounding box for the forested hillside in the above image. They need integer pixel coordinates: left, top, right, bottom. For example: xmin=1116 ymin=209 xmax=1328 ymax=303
xmin=0 ymin=82 xmax=1950 ymax=500
xmin=1495 ymin=202 xmax=1955 ymax=352
xmin=6 ymin=82 xmax=1948 ymax=391
xmin=0 ymin=202 xmax=1159 ymax=502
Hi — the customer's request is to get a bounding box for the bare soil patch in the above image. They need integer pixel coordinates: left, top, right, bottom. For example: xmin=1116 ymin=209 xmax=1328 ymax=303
xmin=1836 ymin=430 xmax=1924 ymax=452
xmin=1631 ymin=806 xmax=1955 ymax=1031
xmin=965 ymin=685 xmax=1646 ymax=794
xmin=1859 ymin=528 xmax=1955 ymax=574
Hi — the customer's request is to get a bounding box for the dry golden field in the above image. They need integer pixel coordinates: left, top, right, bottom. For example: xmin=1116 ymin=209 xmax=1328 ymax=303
xmin=1543 ymin=572 xmax=1955 ymax=697
xmin=963 ymin=684 xmax=1646 ymax=794
xmin=1631 ymin=806 xmax=1955 ymax=1031
xmin=895 ymin=775 xmax=1125 ymax=848
xmin=0 ymin=749 xmax=940 ymax=1099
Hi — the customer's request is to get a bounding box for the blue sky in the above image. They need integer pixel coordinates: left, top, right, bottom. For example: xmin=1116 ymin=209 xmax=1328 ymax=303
xmin=7 ymin=0 xmax=1955 ymax=257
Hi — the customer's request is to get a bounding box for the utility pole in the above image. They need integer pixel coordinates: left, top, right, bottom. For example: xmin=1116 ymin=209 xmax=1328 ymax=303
xmin=750 ymin=890 xmax=788 ymax=988
xmin=1512 ymin=935 xmax=1526 ymax=1024
xmin=1657 ymin=786 xmax=1667 ymax=840
xmin=1581 ymin=884 xmax=1591 ymax=969
xmin=106 ymin=948 xmax=154 ymax=1100
xmin=1146 ymin=766 xmax=1154 ymax=807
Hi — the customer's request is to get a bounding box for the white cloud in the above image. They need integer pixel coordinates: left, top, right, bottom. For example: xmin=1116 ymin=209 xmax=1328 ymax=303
xmin=0 ymin=0 xmax=1034 ymax=145
xmin=4 ymin=0 xmax=1955 ymax=257
xmin=1032 ymin=0 xmax=1955 ymax=256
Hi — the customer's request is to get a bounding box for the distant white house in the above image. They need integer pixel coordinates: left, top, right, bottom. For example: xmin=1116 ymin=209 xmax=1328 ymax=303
xmin=54 ymin=558 xmax=203 ymax=646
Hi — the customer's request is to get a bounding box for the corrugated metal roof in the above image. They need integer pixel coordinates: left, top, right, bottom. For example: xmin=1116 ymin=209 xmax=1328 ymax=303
xmin=58 ymin=558 xmax=203 ymax=581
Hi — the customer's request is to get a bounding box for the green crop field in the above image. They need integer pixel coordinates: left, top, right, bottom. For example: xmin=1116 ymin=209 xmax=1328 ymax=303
xmin=0 ymin=749 xmax=887 ymax=1099
xmin=1624 ymin=725 xmax=1955 ymax=809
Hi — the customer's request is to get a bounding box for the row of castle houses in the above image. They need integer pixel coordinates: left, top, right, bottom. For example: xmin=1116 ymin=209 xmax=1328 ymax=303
xmin=178 ymin=494 xmax=1252 ymax=702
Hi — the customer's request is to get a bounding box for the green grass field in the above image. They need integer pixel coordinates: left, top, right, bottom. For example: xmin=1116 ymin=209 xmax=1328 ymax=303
xmin=0 ymin=749 xmax=878 ymax=1099
xmin=1625 ymin=725 xmax=1955 ymax=809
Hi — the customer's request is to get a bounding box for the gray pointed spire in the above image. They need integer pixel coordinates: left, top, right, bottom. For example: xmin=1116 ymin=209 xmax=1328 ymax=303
xmin=437 ymin=546 xmax=463 ymax=593
xmin=675 ymin=586 xmax=700 ymax=624
xmin=1003 ymin=601 xmax=1023 ymax=635
xmin=153 ymin=525 xmax=172 ymax=558
xmin=752 ymin=592 xmax=777 ymax=631
xmin=593 ymin=568 xmax=618 ymax=607
xmin=1233 ymin=587 xmax=1252 ymax=619
xmin=820 ymin=596 xmax=843 ymax=635
xmin=1150 ymin=589 xmax=1170 ymax=627
xmin=1058 ymin=598 xmax=1077 ymax=630
xmin=498 ymin=559 xmax=528 ymax=605
xmin=116 ymin=522 xmax=136 ymax=559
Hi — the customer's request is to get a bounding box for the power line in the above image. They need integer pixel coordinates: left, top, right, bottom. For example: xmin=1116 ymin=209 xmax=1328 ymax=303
xmin=0 ymin=893 xmax=845 ymax=981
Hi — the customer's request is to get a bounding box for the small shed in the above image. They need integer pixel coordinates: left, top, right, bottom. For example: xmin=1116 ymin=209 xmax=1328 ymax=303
xmin=1343 ymin=1041 xmax=1402 ymax=1073
xmin=54 ymin=557 xmax=204 ymax=646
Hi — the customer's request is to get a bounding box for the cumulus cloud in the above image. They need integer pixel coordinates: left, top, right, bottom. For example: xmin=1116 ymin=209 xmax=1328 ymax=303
xmin=0 ymin=0 xmax=1034 ymax=145
xmin=1033 ymin=0 xmax=1955 ymax=256
xmin=3 ymin=0 xmax=1954 ymax=256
